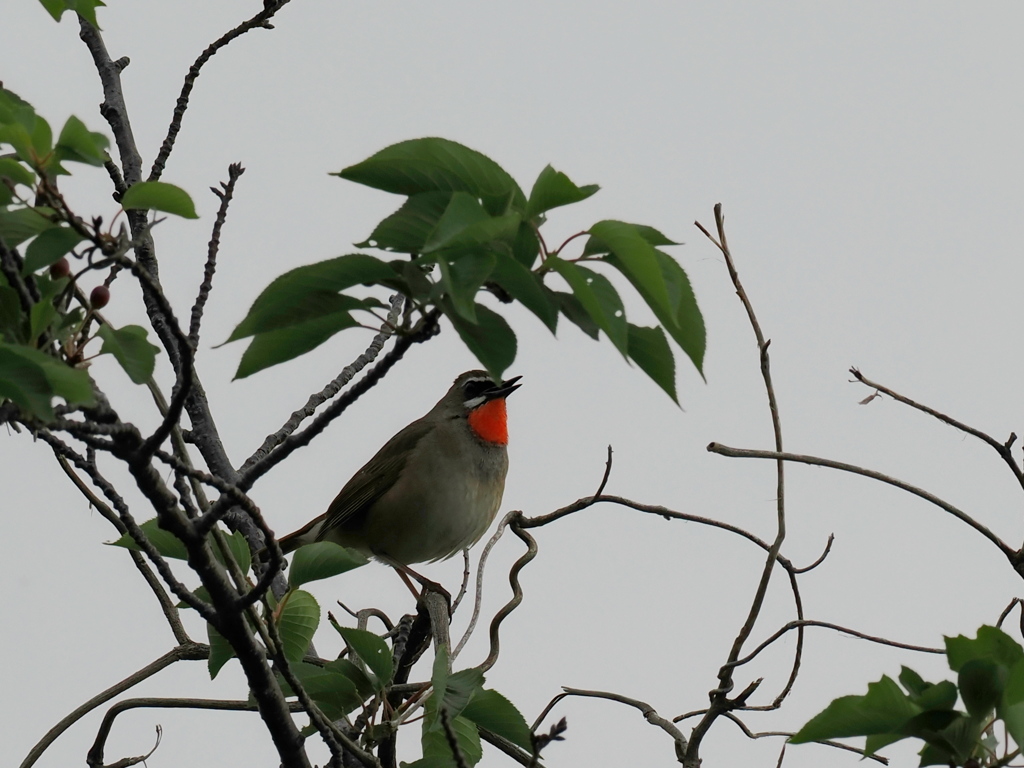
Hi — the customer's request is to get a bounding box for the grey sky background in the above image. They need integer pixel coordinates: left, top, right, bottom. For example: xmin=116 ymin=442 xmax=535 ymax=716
xmin=4 ymin=2 xmax=1024 ymax=766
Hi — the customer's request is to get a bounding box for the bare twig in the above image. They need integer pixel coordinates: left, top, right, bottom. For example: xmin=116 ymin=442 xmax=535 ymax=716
xmin=451 ymin=548 xmax=472 ymax=616
xmin=190 ymin=163 xmax=244 ymax=347
xmin=559 ymin=688 xmax=686 ymax=763
xmin=792 ymin=534 xmax=834 ymax=574
xmin=720 ymin=712 xmax=888 ymax=765
xmin=454 ymin=513 xmax=510 ymax=660
xmin=148 ymin=3 xmax=294 ymax=181
xmin=240 ymin=293 xmax=404 ymax=473
xmin=20 ymin=644 xmax=207 ymax=768
xmin=707 ymin=443 xmax=1016 ymax=560
xmin=478 ymin=514 xmax=537 ymax=672
xmin=850 ymin=367 xmax=1024 ymax=490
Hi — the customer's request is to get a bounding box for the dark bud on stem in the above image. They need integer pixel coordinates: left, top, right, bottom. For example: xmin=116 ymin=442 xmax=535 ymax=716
xmin=90 ymin=285 xmax=110 ymax=309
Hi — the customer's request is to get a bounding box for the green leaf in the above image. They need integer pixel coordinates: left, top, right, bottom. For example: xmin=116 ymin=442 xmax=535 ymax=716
xmin=334 ymin=626 xmax=393 ymax=687
xmin=0 ymin=344 xmax=55 ymax=419
xmin=282 ymin=661 xmax=364 ymax=720
xmin=226 ymin=254 xmax=397 ymax=341
xmin=0 ymin=157 xmax=36 ymax=188
xmin=358 ymin=191 xmax=451 ymax=252
xmin=999 ymin=660 xmax=1024 ymax=751
xmin=288 ymin=541 xmax=368 ymax=587
xmin=234 ymin=309 xmax=360 ymax=379
xmin=37 ymin=0 xmax=105 ymax=27
xmin=552 ymin=290 xmax=599 ymax=339
xmin=790 ymin=675 xmax=921 ymax=744
xmin=582 ymin=222 xmax=679 ymax=256
xmin=445 ymin=301 xmax=517 ymax=379
xmin=277 ymin=589 xmax=320 ymax=663
xmin=0 ymin=285 xmax=26 ymax=343
xmin=422 ymin=195 xmax=520 ymax=258
xmin=958 ymin=658 xmax=1006 ymax=717
xmin=107 ymin=517 xmax=189 ymax=561
xmin=23 ymin=226 xmax=84 ymax=274
xmin=421 ymin=715 xmax=482 ymax=767
xmin=511 ymin=221 xmax=541 ymax=268
xmin=604 ymin=248 xmax=705 ymax=375
xmin=462 ymin=689 xmax=533 ymax=751
xmin=0 ymin=341 xmax=94 ymax=419
xmin=0 ymin=207 xmax=57 ymax=247
xmin=207 ymin=620 xmax=235 ymax=679
xmin=627 ymin=324 xmax=677 ymax=403
xmin=212 ymin=529 xmax=252 ymax=574
xmin=946 ymin=626 xmax=1024 ymax=672
xmin=55 ymin=115 xmax=109 ymax=166
xmin=29 ymin=297 xmax=57 ymax=343
xmin=442 ymin=668 xmax=486 ymax=721
xmin=120 ymin=181 xmax=198 ymax=219
xmin=525 ymin=164 xmax=599 ymax=219
xmin=335 ymin=137 xmax=525 ymax=215
xmin=96 ymin=324 xmax=160 ymax=384
xmin=547 ymin=258 xmax=627 ymax=355
xmin=434 ymin=251 xmax=496 ymax=322
xmin=588 ymin=221 xmax=672 ymax=316
xmin=488 ymin=253 xmax=558 ymax=332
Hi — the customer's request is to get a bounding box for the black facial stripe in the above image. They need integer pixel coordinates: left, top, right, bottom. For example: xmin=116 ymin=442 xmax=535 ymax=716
xmin=461 ymin=378 xmax=496 ymax=402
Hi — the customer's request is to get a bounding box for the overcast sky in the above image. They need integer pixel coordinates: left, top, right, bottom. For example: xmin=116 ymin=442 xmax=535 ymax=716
xmin=4 ymin=2 xmax=1024 ymax=766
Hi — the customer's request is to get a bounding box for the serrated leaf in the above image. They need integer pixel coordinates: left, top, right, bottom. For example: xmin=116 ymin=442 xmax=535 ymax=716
xmin=96 ymin=324 xmax=159 ymax=384
xmin=588 ymin=221 xmax=672 ymax=317
xmin=55 ymin=115 xmax=109 ymax=166
xmin=434 ymin=251 xmax=496 ymax=322
xmin=207 ymin=620 xmax=235 ymax=679
xmin=0 ymin=207 xmax=57 ymax=247
xmin=212 ymin=529 xmax=252 ymax=575
xmin=946 ymin=626 xmax=1024 ymax=672
xmin=359 ymin=191 xmax=451 ymax=252
xmin=29 ymin=297 xmax=57 ymax=343
xmin=335 ymin=137 xmax=525 ymax=215
xmin=790 ymin=675 xmax=921 ymax=744
xmin=334 ymin=626 xmax=393 ymax=687
xmin=958 ymin=658 xmax=1006 ymax=717
xmin=283 ymin=661 xmax=364 ymax=720
xmin=227 ymin=255 xmax=398 ymax=342
xmin=525 ymin=164 xmax=599 ymax=219
xmin=0 ymin=341 xmax=94 ymax=419
xmin=627 ymin=324 xmax=677 ymax=403
xmin=511 ymin=221 xmax=541 ymax=268
xmin=552 ymin=290 xmax=599 ymax=339
xmin=107 ymin=517 xmax=188 ymax=560
xmin=288 ymin=541 xmax=368 ymax=587
xmin=277 ymin=589 xmax=320 ymax=663
xmin=582 ymin=222 xmax=678 ymax=256
xmin=445 ymin=301 xmax=516 ymax=379
xmin=547 ymin=258 xmax=627 ymax=355
xmin=22 ymin=226 xmax=84 ymax=274
xmin=421 ymin=193 xmax=520 ymax=257
xmin=604 ymin=248 xmax=705 ymax=375
xmin=421 ymin=715 xmax=482 ymax=767
xmin=234 ymin=310 xmax=360 ymax=379
xmin=488 ymin=253 xmax=557 ymax=332
xmin=121 ymin=181 xmax=198 ymax=219
xmin=441 ymin=669 xmax=485 ymax=721
xmin=462 ymin=689 xmax=533 ymax=752
xmin=0 ymin=157 xmax=35 ymax=187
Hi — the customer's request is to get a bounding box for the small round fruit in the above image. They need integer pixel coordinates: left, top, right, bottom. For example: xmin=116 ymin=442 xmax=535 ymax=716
xmin=90 ymin=285 xmax=110 ymax=309
xmin=49 ymin=257 xmax=71 ymax=279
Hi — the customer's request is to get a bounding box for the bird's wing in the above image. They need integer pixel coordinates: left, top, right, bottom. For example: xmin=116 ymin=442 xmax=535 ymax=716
xmin=318 ymin=418 xmax=434 ymax=537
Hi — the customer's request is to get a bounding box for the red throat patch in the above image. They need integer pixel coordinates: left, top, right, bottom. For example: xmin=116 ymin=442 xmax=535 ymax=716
xmin=468 ymin=398 xmax=509 ymax=445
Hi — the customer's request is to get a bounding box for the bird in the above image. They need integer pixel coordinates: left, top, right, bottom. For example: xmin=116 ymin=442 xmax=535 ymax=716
xmin=276 ymin=370 xmax=521 ymax=571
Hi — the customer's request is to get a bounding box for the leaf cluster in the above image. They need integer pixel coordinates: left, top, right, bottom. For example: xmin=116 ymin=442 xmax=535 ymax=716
xmin=792 ymin=625 xmax=1024 ymax=766
xmin=227 ymin=138 xmax=706 ymax=402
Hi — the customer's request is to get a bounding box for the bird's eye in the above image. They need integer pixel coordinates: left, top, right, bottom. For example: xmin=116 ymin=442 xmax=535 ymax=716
xmin=461 ymin=378 xmax=495 ymax=401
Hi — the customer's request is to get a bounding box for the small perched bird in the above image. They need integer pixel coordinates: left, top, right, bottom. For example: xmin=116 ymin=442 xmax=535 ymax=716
xmin=277 ymin=370 xmax=521 ymax=568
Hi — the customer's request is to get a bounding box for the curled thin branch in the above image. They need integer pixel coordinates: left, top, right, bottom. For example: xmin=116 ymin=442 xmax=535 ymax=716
xmin=560 ymin=688 xmax=686 ymax=764
xmin=792 ymin=534 xmax=834 ymax=574
xmin=453 ymin=513 xmax=510 ymax=660
xmin=478 ymin=514 xmax=537 ymax=673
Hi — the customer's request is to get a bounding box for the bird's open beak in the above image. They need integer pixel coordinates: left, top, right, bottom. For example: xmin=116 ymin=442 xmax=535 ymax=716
xmin=484 ymin=375 xmax=522 ymax=401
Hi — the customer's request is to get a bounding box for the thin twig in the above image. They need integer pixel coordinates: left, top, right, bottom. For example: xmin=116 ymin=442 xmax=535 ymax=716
xmin=560 ymin=688 xmax=686 ymax=763
xmin=148 ymin=3 xmax=294 ymax=181
xmin=707 ymin=443 xmax=1016 ymax=559
xmin=478 ymin=515 xmax=536 ymax=673
xmin=240 ymin=294 xmax=404 ymax=473
xmin=453 ymin=514 xmax=509 ymax=661
xmin=20 ymin=644 xmax=207 ymax=768
xmin=850 ymin=367 xmax=1024 ymax=490
xmin=719 ymin=712 xmax=889 ymax=765
xmin=190 ymin=163 xmax=244 ymax=347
